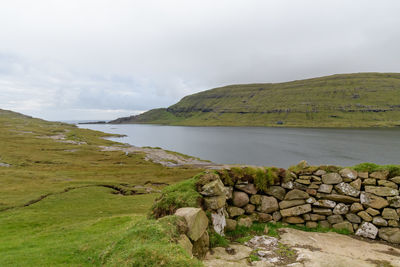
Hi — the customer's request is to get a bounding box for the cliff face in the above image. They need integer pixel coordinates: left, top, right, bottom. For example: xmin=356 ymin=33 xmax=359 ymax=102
xmin=110 ymin=73 xmax=400 ymax=127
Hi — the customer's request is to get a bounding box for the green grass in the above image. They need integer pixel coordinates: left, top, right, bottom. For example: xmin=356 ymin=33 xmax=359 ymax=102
xmin=351 ymin=163 xmax=400 ymax=177
xmin=0 ymin=109 xmax=203 ymax=266
xmin=110 ymin=73 xmax=400 ymax=127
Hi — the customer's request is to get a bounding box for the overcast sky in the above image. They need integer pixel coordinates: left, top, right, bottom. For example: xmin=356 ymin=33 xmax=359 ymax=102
xmin=1 ymin=0 xmax=400 ymax=120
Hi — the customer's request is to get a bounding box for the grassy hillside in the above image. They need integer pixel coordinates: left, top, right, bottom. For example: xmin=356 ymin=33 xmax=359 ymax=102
xmin=111 ymin=73 xmax=400 ymax=127
xmin=0 ymin=109 xmax=202 ymax=266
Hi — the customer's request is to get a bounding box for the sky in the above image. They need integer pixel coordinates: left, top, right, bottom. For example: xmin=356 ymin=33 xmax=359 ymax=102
xmin=1 ymin=0 xmax=400 ymax=121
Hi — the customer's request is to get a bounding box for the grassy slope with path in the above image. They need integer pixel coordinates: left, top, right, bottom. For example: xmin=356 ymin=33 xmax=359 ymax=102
xmin=111 ymin=73 xmax=400 ymax=127
xmin=0 ymin=109 xmax=202 ymax=266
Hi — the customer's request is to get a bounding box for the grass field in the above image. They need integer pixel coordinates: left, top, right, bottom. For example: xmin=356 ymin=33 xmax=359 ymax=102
xmin=111 ymin=73 xmax=400 ymax=127
xmin=0 ymin=109 xmax=202 ymax=266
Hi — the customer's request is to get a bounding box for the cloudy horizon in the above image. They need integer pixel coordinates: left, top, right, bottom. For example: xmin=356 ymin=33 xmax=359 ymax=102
xmin=1 ymin=0 xmax=400 ymax=121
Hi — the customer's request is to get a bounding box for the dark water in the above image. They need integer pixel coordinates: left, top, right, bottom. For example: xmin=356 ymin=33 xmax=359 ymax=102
xmin=78 ymin=124 xmax=400 ymax=167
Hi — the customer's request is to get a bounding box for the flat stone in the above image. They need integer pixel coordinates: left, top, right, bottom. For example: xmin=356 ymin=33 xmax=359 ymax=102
xmin=345 ymin=213 xmax=361 ymax=224
xmin=360 ymin=192 xmax=389 ymax=209
xmin=313 ymin=208 xmax=332 ymax=216
xmin=358 ymin=211 xmax=372 ymax=221
xmin=280 ymin=204 xmax=312 ymax=217
xmin=310 ymin=214 xmax=326 ymax=221
xmin=365 ymin=186 xmax=399 ymax=197
xmin=349 ymin=179 xmax=362 ymax=191
xmin=350 ymin=203 xmax=364 ymax=213
xmin=279 ymin=199 xmax=305 ymax=209
xmin=265 ymin=186 xmax=286 ymax=200
xmin=249 ymin=194 xmax=262 ymax=205
xmin=323 ymin=194 xmax=360 ymax=203
xmin=284 ymin=189 xmax=309 ymax=200
xmin=373 ymin=217 xmax=388 ymax=227
xmin=339 ymin=168 xmax=358 ymax=180
xmin=388 ymin=220 xmax=399 ymax=227
xmin=370 ymin=170 xmax=389 ymax=180
xmin=227 ymin=206 xmax=245 ymax=217
xmin=333 ymin=203 xmax=349 ymax=215
xmin=363 ymin=178 xmax=376 ymax=185
xmin=313 ymin=199 xmax=336 ymax=208
xmin=281 ymin=181 xmax=294 ymax=190
xmin=259 ymin=196 xmax=279 ymax=213
xmin=306 ymin=221 xmax=318 ymax=228
xmin=333 ymin=221 xmax=354 ymax=233
xmin=355 ymin=222 xmax=378 ymax=239
xmin=284 ymin=216 xmax=304 ymax=224
xmin=382 ymin=208 xmax=399 ymax=220
xmin=378 ymin=227 xmax=400 ymax=244
xmin=328 ymin=214 xmax=343 ymax=224
xmin=318 ymin=184 xmax=333 ymax=194
xmin=257 ymin=212 xmax=273 ymax=222
xmin=235 ymin=183 xmax=257 ymax=195
xmin=308 ymin=182 xmax=320 ymax=189
xmin=232 ymin=191 xmax=249 ymax=207
xmin=296 ymin=179 xmax=311 ymax=185
xmin=319 ymin=220 xmax=330 ymax=228
xmin=390 ymin=176 xmax=400 ymax=184
xmin=335 ymin=182 xmax=360 ymax=197
xmin=201 ymin=179 xmax=226 ymax=196
xmin=175 ymin=207 xmax=209 ymax=241
xmin=358 ymin=172 xmax=369 ymax=179
xmin=387 ymin=196 xmax=400 ymax=208
xmin=377 ymin=180 xmax=398 ymax=189
xmin=306 ymin=197 xmax=316 ymax=204
xmin=322 ymin=173 xmax=343 ymax=184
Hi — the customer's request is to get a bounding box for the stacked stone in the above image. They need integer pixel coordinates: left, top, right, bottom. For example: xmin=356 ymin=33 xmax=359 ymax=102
xmin=197 ymin=163 xmax=400 ymax=244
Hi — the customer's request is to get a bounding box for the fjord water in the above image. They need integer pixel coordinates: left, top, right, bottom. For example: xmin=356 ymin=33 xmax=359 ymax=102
xmin=79 ymin=124 xmax=400 ymax=167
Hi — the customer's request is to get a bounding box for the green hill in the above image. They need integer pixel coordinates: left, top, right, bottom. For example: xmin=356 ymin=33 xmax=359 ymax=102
xmin=110 ymin=73 xmax=400 ymax=127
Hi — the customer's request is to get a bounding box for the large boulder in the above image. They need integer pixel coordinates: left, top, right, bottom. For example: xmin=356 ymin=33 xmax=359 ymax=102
xmin=365 ymin=186 xmax=399 ymax=197
xmin=335 ymin=182 xmax=360 ymax=197
xmin=355 ymin=222 xmax=378 ymax=239
xmin=284 ymin=189 xmax=309 ymax=200
xmin=339 ymin=168 xmax=358 ymax=180
xmin=322 ymin=173 xmax=343 ymax=184
xmin=265 ymin=186 xmax=286 ymax=200
xmin=232 ymin=191 xmax=249 ymax=207
xmin=201 ymin=179 xmax=225 ymax=196
xmin=259 ymin=196 xmax=279 ymax=213
xmin=280 ymin=204 xmax=312 ymax=217
xmin=378 ymin=228 xmax=400 ymax=244
xmin=175 ymin=207 xmax=209 ymax=241
xmin=360 ymin=192 xmax=389 ymax=209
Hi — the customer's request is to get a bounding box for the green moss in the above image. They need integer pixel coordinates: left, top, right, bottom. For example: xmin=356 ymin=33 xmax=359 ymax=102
xmin=151 ymin=175 xmax=203 ymax=219
xmin=352 ymin=163 xmax=400 ymax=178
xmin=249 ymin=254 xmax=261 ymax=262
xmin=217 ymin=169 xmax=235 ymax=186
xmin=253 ymin=167 xmax=280 ymax=192
xmin=209 ymin=231 xmax=230 ymax=248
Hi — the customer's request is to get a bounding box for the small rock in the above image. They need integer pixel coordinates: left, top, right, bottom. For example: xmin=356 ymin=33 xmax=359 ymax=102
xmin=225 ymin=219 xmax=237 ymax=231
xmin=370 ymin=170 xmax=389 ymax=180
xmin=349 ymin=179 xmax=362 ymax=191
xmin=313 ymin=208 xmax=332 ymax=215
xmin=284 ymin=189 xmax=309 ymax=200
xmin=306 ymin=197 xmax=316 ymax=204
xmin=284 ymin=216 xmax=305 ymax=224
xmin=259 ymin=196 xmax=279 ymax=213
xmin=382 ymin=208 xmax=399 ymax=220
xmin=358 ymin=172 xmax=369 ymax=179
xmin=366 ymin=207 xmax=380 ymax=216
xmin=244 ymin=204 xmax=256 ymax=214
xmin=388 ymin=220 xmax=399 ymax=227
xmin=235 ymin=183 xmax=258 ymax=194
xmin=387 ymin=196 xmax=400 ymax=208
xmin=378 ymin=227 xmax=400 ymax=244
xmin=201 ymin=179 xmax=226 ymax=196
xmin=328 ymin=215 xmax=343 ymax=224
xmin=355 ymin=222 xmax=378 ymax=239
xmin=257 ymin=212 xmax=273 ymax=222
xmin=227 ymin=206 xmax=245 ymax=217
xmin=373 ymin=217 xmax=388 ymax=227
xmin=280 ymin=204 xmax=312 ymax=217
xmin=249 ymin=194 xmax=262 ymax=205
xmin=360 ymin=192 xmax=389 ymax=209
xmin=272 ymin=211 xmax=282 ymax=222
xmin=224 ymin=186 xmax=233 ymax=200
xmin=211 ymin=208 xmax=227 ymax=235
xmin=265 ymin=186 xmax=286 ymax=200
xmin=232 ymin=191 xmax=249 ymax=207
xmin=204 ymin=195 xmax=226 ymax=210
xmin=318 ymin=184 xmax=333 ymax=194
xmin=279 ymin=199 xmax=305 ymax=209
xmin=264 ymin=225 xmax=269 ymax=234
xmin=281 ymin=181 xmax=294 ymax=190
xmin=333 ymin=203 xmax=349 ymax=215
xmin=319 ymin=220 xmax=331 ymax=228
xmin=238 ymin=217 xmax=253 ymax=228
xmin=378 ymin=180 xmax=398 ymax=189
xmin=313 ymin=199 xmax=336 ymax=208
xmin=225 ymin=247 xmax=236 ymax=255
xmin=339 ymin=168 xmax=358 ymax=180
xmin=178 ymin=234 xmax=193 ymax=256
xmin=333 ymin=221 xmax=354 ymax=233
xmin=350 ymin=203 xmax=364 ymax=213
xmin=322 ymin=173 xmax=343 ymax=184
xmin=306 ymin=221 xmax=318 ymax=228
xmin=335 ymin=182 xmax=360 ymax=197
xmin=306 ymin=188 xmax=317 ymax=196
xmin=363 ymin=178 xmax=376 ymax=185
xmin=323 ymin=194 xmax=359 ymax=203
xmin=314 ymin=169 xmax=327 ymax=176
xmin=310 ymin=214 xmax=326 ymax=221
xmin=357 ymin=211 xmax=372 ymax=222
xmin=345 ymin=213 xmax=361 ymax=224
xmin=390 ymin=176 xmax=400 ymax=184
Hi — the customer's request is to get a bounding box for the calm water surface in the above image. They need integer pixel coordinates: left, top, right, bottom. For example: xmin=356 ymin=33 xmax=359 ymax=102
xmin=78 ymin=124 xmax=400 ymax=167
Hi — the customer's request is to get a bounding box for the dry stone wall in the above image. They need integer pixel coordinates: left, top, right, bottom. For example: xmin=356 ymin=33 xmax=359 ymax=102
xmin=197 ymin=161 xmax=400 ymax=244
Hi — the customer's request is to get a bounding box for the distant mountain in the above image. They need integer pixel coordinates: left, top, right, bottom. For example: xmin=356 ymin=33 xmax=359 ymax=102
xmin=110 ymin=73 xmax=400 ymax=127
